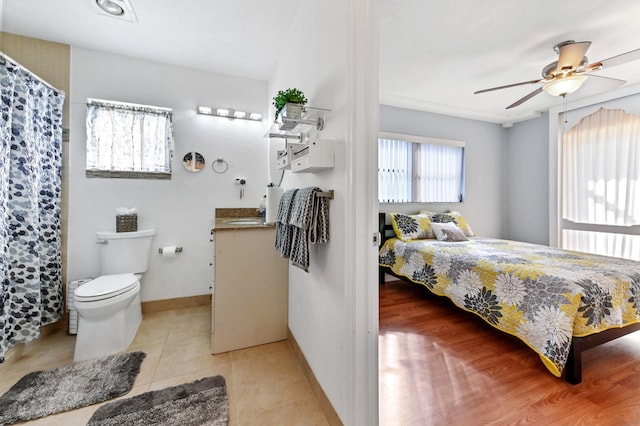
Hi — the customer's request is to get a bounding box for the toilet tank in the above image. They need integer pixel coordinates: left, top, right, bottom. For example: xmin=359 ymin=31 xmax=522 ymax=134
xmin=96 ymin=229 xmax=156 ymax=275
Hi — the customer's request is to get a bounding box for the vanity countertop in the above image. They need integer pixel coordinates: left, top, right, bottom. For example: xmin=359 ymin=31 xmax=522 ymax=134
xmin=212 ymin=207 xmax=275 ymax=232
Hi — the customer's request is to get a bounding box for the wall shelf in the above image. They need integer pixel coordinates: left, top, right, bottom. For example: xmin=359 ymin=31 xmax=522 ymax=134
xmin=264 ymin=104 xmax=330 ymax=140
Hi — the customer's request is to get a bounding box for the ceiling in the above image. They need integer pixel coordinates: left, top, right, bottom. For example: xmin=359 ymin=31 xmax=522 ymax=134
xmin=3 ymin=0 xmax=640 ymax=125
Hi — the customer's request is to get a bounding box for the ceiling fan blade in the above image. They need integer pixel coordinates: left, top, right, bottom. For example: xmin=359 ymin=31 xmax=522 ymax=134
xmin=556 ymin=41 xmax=591 ymax=73
xmin=587 ymin=47 xmax=640 ymax=70
xmin=581 ymin=74 xmax=626 ymax=91
xmin=505 ymin=87 xmax=543 ymax=109
xmin=474 ymin=79 xmax=542 ymax=94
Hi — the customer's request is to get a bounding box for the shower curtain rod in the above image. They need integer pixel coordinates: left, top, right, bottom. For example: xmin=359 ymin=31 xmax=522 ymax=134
xmin=0 ymin=50 xmax=65 ymax=95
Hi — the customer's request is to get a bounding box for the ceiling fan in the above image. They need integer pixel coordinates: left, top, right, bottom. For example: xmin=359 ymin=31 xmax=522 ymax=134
xmin=475 ymin=40 xmax=640 ymax=109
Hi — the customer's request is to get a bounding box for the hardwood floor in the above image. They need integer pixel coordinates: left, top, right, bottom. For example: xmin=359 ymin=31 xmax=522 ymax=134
xmin=379 ymin=279 xmax=640 ymax=426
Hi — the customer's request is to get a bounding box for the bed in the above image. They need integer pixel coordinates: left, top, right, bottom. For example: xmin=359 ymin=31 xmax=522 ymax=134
xmin=378 ymin=212 xmax=640 ymax=384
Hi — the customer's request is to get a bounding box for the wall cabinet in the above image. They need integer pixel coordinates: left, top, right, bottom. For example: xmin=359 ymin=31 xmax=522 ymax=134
xmin=290 ymin=139 xmax=334 ymax=172
xmin=211 ymin=227 xmax=288 ymax=354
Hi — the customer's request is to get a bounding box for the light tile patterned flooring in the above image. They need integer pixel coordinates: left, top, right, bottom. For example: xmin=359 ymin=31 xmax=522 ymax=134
xmin=0 ymin=305 xmax=329 ymax=425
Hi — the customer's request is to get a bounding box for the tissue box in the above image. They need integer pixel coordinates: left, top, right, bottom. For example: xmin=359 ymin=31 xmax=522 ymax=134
xmin=116 ymin=214 xmax=137 ymax=232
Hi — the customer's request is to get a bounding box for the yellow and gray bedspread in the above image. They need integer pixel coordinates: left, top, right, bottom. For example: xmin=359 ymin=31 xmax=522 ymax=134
xmin=379 ymin=237 xmax=640 ymax=377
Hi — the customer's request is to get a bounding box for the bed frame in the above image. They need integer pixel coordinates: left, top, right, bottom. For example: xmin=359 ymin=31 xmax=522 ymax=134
xmin=378 ymin=213 xmax=640 ymax=384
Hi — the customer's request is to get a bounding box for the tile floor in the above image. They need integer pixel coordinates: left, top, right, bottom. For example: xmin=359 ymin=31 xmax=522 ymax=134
xmin=0 ymin=305 xmax=329 ymax=425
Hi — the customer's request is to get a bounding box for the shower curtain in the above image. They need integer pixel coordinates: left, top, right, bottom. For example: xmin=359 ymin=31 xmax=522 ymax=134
xmin=0 ymin=53 xmax=65 ymax=362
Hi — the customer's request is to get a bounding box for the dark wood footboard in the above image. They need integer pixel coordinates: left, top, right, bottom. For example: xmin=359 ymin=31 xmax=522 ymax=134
xmin=566 ymin=322 xmax=640 ymax=384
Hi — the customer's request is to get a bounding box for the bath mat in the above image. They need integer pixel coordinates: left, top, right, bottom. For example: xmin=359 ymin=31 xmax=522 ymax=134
xmin=87 ymin=375 xmax=229 ymax=426
xmin=0 ymin=351 xmax=145 ymax=425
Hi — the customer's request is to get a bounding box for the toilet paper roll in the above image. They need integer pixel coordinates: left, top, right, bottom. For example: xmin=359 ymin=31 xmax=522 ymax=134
xmin=265 ymin=186 xmax=284 ymax=224
xmin=161 ymin=245 xmax=177 ymax=258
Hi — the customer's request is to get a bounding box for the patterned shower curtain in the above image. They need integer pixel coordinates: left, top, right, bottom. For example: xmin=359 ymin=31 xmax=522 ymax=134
xmin=0 ymin=53 xmax=65 ymax=362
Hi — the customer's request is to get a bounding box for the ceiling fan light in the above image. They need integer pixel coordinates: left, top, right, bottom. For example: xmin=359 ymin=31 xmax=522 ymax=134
xmin=543 ymin=75 xmax=588 ymax=96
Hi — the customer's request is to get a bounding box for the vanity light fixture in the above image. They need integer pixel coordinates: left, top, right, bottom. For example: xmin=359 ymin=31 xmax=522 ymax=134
xmin=197 ymin=106 xmax=262 ymax=121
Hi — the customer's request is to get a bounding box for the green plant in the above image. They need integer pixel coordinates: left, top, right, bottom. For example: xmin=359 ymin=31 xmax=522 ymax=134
xmin=272 ymin=88 xmax=307 ymax=121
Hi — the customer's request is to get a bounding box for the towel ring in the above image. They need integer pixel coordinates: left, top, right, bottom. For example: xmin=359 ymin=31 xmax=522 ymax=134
xmin=212 ymin=157 xmax=229 ymax=174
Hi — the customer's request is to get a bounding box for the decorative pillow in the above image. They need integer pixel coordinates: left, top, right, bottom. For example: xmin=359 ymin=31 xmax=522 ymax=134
xmin=419 ymin=210 xmax=475 ymax=237
xmin=390 ymin=213 xmax=432 ymax=241
xmin=431 ymin=222 xmax=468 ymax=242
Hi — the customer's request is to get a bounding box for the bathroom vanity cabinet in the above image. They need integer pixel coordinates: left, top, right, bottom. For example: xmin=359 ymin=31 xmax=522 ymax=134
xmin=211 ymin=225 xmax=288 ymax=354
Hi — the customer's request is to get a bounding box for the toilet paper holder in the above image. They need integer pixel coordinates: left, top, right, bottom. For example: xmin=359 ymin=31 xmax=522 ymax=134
xmin=158 ymin=246 xmax=183 ymax=254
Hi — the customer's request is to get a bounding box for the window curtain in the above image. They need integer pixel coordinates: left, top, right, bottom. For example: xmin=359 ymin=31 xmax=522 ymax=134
xmin=378 ymin=138 xmax=412 ymax=202
xmin=86 ymin=99 xmax=173 ymax=174
xmin=561 ymin=107 xmax=640 ymax=259
xmin=414 ymin=143 xmax=463 ymax=202
xmin=0 ymin=54 xmax=65 ymax=361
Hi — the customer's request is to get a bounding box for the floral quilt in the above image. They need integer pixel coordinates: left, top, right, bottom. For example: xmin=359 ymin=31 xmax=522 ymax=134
xmin=379 ymin=237 xmax=640 ymax=377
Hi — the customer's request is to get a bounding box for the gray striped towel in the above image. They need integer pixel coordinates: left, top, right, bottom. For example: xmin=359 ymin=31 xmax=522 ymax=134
xmin=289 ymin=187 xmax=330 ymax=271
xmin=275 ymin=189 xmax=298 ymax=258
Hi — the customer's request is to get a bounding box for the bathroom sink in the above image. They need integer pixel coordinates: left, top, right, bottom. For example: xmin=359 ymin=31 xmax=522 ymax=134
xmin=224 ymin=219 xmax=264 ymax=225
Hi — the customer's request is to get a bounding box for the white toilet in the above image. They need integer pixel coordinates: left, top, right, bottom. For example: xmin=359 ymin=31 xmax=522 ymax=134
xmin=73 ymin=229 xmax=155 ymax=361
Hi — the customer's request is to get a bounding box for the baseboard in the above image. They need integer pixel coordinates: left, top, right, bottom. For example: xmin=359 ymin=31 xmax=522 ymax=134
xmin=4 ymin=312 xmax=68 ymax=365
xmin=287 ymin=328 xmax=342 ymax=426
xmin=3 ymin=343 xmax=23 ymax=365
xmin=141 ymin=294 xmax=211 ymax=314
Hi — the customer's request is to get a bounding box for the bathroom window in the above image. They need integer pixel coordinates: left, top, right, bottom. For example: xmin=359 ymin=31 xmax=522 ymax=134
xmin=86 ymin=98 xmax=174 ymax=179
xmin=378 ymin=132 xmax=465 ymax=203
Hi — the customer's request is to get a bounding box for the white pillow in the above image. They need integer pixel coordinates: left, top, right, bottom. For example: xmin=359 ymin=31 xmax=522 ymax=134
xmin=431 ymin=222 xmax=468 ymax=242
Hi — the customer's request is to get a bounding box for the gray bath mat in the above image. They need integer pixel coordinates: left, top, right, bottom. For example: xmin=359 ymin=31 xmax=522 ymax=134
xmin=87 ymin=375 xmax=229 ymax=426
xmin=0 ymin=351 xmax=145 ymax=425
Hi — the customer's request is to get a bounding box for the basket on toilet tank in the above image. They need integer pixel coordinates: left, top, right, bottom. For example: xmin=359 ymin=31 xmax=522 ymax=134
xmin=116 ymin=214 xmax=137 ymax=232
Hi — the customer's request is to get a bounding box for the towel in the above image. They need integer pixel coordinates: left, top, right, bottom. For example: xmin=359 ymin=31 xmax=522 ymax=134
xmin=289 ymin=187 xmax=330 ymax=271
xmin=310 ymin=192 xmax=329 ymax=245
xmin=275 ymin=189 xmax=298 ymax=258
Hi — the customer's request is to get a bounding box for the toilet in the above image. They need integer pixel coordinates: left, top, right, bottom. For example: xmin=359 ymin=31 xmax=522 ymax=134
xmin=73 ymin=229 xmax=155 ymax=362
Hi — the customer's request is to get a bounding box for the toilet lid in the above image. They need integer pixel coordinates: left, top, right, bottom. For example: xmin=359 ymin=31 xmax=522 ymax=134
xmin=75 ymin=273 xmax=139 ymax=301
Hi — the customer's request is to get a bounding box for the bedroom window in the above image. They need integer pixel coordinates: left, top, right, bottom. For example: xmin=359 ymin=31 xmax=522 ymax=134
xmin=561 ymin=108 xmax=640 ymax=259
xmin=86 ymin=98 xmax=174 ymax=179
xmin=378 ymin=132 xmax=465 ymax=203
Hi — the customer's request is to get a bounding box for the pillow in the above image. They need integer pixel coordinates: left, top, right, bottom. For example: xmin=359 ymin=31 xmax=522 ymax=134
xmin=390 ymin=213 xmax=432 ymax=241
xmin=419 ymin=210 xmax=475 ymax=237
xmin=447 ymin=211 xmax=475 ymax=237
xmin=431 ymin=222 xmax=468 ymax=242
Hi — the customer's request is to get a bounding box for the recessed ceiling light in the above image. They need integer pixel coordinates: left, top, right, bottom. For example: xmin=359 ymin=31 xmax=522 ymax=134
xmin=94 ymin=0 xmax=138 ymax=23
xmin=96 ymin=0 xmax=124 ymax=16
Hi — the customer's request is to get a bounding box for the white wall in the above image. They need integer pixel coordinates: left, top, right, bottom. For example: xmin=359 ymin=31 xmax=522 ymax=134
xmin=506 ymin=114 xmax=549 ymax=244
xmin=68 ymin=47 xmax=269 ymax=302
xmin=379 ymin=104 xmax=507 ymax=238
xmin=268 ymin=0 xmax=378 ymax=423
xmin=268 ymin=1 xmax=348 ymax=419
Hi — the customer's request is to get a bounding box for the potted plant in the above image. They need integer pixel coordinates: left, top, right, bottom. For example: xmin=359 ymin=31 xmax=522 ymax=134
xmin=272 ymin=88 xmax=307 ymax=121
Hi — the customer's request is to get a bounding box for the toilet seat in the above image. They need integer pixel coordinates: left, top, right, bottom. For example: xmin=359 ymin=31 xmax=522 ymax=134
xmin=75 ymin=273 xmax=139 ymax=302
